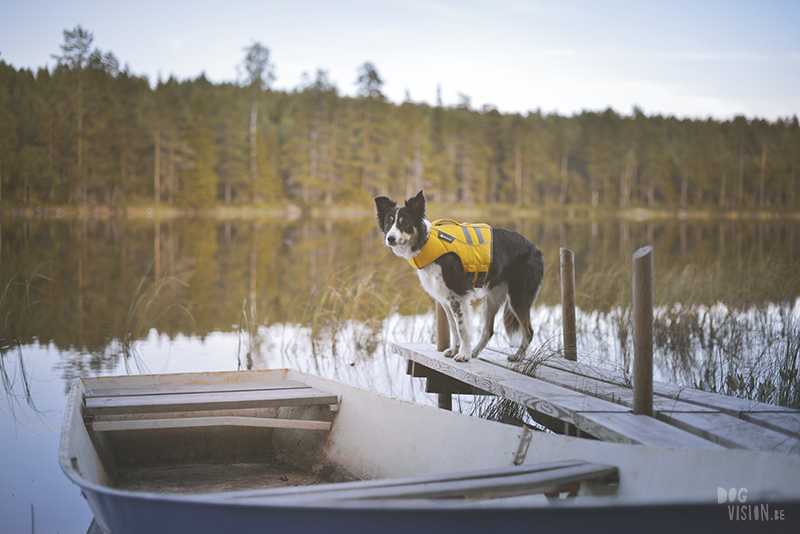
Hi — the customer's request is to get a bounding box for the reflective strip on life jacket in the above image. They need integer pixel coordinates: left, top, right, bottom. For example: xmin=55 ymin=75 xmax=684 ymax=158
xmin=408 ymin=219 xmax=493 ymax=288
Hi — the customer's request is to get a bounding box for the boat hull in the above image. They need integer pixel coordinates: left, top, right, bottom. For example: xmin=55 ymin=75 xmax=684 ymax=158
xmin=61 ymin=369 xmax=800 ymax=533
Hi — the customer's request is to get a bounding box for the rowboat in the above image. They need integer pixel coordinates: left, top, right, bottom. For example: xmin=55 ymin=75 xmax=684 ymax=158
xmin=61 ymin=369 xmax=800 ymax=533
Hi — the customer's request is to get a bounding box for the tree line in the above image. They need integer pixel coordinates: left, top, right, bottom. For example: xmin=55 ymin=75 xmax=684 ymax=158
xmin=1 ymin=25 xmax=798 ymax=211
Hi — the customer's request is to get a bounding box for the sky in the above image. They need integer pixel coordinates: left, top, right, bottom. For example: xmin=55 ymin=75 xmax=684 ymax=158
xmin=1 ymin=0 xmax=798 ymax=121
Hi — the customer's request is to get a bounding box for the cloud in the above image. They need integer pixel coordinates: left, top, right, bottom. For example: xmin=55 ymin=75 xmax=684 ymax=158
xmin=167 ymin=38 xmax=184 ymax=53
xmin=541 ymin=49 xmax=577 ymax=57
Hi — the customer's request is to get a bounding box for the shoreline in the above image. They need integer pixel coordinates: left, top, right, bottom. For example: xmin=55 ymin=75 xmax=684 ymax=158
xmin=1 ymin=203 xmax=799 ymax=222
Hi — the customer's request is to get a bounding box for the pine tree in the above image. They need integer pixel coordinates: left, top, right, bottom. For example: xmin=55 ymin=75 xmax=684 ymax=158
xmin=242 ymin=42 xmax=275 ymax=201
xmin=180 ymin=87 xmax=217 ymax=208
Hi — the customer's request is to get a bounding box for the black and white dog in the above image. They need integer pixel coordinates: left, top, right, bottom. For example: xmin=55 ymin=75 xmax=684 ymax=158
xmin=375 ymin=191 xmax=545 ymax=362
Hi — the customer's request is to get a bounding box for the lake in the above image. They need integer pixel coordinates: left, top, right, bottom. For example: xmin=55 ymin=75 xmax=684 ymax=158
xmin=1 ymin=213 xmax=799 ymax=533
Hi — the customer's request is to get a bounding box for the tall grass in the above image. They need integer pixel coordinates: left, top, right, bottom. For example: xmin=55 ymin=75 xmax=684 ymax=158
xmin=463 ymin=254 xmax=800 ymax=427
xmin=118 ymin=262 xmax=194 ymax=373
xmin=568 ymin=255 xmax=800 ymax=409
xmin=0 ymin=254 xmax=52 ymax=418
xmin=280 ymin=265 xmax=430 ymax=362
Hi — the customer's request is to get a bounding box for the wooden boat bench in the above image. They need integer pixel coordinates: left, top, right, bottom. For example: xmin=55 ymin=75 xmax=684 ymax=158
xmin=226 ymin=460 xmax=619 ymax=503
xmin=83 ymin=380 xmax=339 ymax=432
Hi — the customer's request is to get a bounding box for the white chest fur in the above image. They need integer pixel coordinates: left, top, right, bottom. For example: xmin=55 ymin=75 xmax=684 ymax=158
xmin=416 ymin=262 xmax=488 ymax=303
xmin=416 ymin=263 xmax=450 ymax=302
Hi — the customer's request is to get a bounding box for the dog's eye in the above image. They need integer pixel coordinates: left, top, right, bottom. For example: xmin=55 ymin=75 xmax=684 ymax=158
xmin=388 ymin=216 xmax=394 ymax=224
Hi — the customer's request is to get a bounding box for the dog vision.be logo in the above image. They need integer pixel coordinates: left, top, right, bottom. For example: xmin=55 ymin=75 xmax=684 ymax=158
xmin=718 ymin=487 xmax=787 ymax=522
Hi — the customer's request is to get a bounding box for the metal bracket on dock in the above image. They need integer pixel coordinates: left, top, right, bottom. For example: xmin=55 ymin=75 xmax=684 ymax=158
xmin=514 ymin=425 xmax=534 ymax=465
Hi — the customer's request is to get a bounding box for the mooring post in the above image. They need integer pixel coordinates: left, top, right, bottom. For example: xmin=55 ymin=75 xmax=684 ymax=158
xmin=560 ymin=248 xmax=577 ymax=361
xmin=632 ymin=246 xmax=654 ymax=417
xmin=435 ymin=302 xmax=452 ymax=410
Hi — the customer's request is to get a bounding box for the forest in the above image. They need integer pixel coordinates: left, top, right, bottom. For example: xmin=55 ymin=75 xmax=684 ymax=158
xmin=1 ymin=26 xmax=799 ymax=212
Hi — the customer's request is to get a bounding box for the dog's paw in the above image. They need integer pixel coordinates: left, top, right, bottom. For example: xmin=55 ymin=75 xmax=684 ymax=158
xmin=507 ymin=350 xmax=525 ymax=362
xmin=471 ymin=348 xmax=484 ymax=359
xmin=443 ymin=347 xmax=457 ymax=358
xmin=454 ymin=351 xmax=471 ymax=362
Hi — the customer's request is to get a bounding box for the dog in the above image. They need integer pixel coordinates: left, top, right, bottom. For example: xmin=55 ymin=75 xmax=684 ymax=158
xmin=375 ymin=190 xmax=545 ymax=362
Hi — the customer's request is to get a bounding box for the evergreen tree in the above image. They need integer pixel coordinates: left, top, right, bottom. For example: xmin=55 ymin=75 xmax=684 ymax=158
xmin=180 ymin=84 xmax=217 ymax=208
xmin=51 ymin=25 xmax=95 ymax=206
xmin=242 ymin=42 xmax=275 ymax=201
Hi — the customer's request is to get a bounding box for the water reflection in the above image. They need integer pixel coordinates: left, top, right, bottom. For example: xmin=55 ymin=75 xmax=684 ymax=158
xmin=1 ymin=216 xmax=799 ymax=383
xmin=1 ymin=215 xmax=799 ymax=532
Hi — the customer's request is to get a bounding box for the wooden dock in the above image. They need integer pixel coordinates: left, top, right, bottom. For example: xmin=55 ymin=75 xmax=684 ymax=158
xmin=393 ymin=342 xmax=800 ymax=455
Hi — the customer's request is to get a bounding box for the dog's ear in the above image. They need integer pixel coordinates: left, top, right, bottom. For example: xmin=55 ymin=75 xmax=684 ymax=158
xmin=374 ymin=196 xmax=396 ymax=228
xmin=405 ymin=190 xmax=426 ymax=218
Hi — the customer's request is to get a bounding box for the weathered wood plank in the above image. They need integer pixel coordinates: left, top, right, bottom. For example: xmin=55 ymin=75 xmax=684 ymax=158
xmin=85 ymin=387 xmax=339 ymax=417
xmin=326 ymin=462 xmax=618 ymax=501
xmin=569 ymin=412 xmax=721 ymax=448
xmin=513 ymin=359 xmax=722 ymax=415
xmin=483 ymin=346 xmax=800 ymax=451
xmin=86 ymin=380 xmax=309 ymax=399
xmin=539 ymin=353 xmax=799 ymax=415
xmin=500 ymin=378 xmax=630 ymax=413
xmin=742 ymin=412 xmax=800 ymax=437
xmin=392 ymin=343 xmax=721 ymax=448
xmin=91 ymin=416 xmax=332 ymax=432
xmin=225 ymin=460 xmax=618 ymax=503
xmin=487 ymin=345 xmax=800 ymax=441
xmin=656 ymin=411 xmax=800 ymax=454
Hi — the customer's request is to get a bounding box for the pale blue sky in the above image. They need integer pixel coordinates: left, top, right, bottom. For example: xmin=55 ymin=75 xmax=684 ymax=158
xmin=1 ymin=0 xmax=798 ymax=120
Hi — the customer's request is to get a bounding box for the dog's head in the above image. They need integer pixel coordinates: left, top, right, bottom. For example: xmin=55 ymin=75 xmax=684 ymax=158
xmin=374 ymin=190 xmax=428 ymax=259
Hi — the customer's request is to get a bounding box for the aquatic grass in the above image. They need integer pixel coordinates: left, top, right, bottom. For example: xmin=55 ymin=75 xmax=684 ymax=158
xmin=237 ymin=298 xmax=256 ymax=370
xmin=0 ymin=254 xmax=53 ymax=419
xmin=466 ymin=341 xmax=564 ymax=431
xmin=570 ymin=253 xmax=800 ymax=408
xmin=280 ymin=264 xmax=423 ymax=362
xmin=119 ymin=262 xmax=195 ymax=374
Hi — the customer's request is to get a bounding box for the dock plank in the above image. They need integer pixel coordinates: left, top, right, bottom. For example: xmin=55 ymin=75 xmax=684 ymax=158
xmin=485 ymin=346 xmax=800 ymax=440
xmin=392 ymin=343 xmax=721 ymax=449
xmin=85 ymin=387 xmax=339 ymax=417
xmin=481 ymin=346 xmax=800 ymax=452
xmin=540 ymin=352 xmax=799 ymax=414
xmin=657 ymin=411 xmax=800 ymax=454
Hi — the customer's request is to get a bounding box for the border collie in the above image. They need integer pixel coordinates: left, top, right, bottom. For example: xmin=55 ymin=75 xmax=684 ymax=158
xmin=375 ymin=191 xmax=545 ymax=362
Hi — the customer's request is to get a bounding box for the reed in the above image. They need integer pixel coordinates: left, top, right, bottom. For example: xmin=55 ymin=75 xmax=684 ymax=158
xmin=119 ymin=262 xmax=194 ymax=372
xmin=0 ymin=254 xmax=52 ymax=414
xmin=282 ymin=265 xmax=426 ymax=361
xmin=236 ymin=298 xmax=256 ymax=370
xmin=458 ymin=252 xmax=800 ymax=424
xmin=570 ymin=254 xmax=800 ymax=409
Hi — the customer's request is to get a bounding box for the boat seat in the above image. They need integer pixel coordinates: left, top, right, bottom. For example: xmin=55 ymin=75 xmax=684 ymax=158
xmin=83 ymin=380 xmax=339 ymax=432
xmin=225 ymin=460 xmax=619 ymax=503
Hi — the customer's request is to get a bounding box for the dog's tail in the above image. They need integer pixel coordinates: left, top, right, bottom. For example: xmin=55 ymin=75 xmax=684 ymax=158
xmin=503 ymin=302 xmax=522 ymax=342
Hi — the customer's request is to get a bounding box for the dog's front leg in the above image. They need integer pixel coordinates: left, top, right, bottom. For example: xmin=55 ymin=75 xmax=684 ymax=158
xmin=440 ymin=302 xmax=460 ymax=358
xmin=447 ymin=297 xmax=472 ymax=362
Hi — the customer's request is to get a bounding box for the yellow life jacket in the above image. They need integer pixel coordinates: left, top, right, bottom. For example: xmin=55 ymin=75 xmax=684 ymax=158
xmin=408 ymin=219 xmax=493 ymax=288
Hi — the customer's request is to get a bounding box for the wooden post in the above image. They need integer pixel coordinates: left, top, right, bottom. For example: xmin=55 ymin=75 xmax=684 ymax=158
xmin=435 ymin=302 xmax=452 ymax=410
xmin=560 ymin=248 xmax=577 ymax=361
xmin=632 ymin=246 xmax=654 ymax=417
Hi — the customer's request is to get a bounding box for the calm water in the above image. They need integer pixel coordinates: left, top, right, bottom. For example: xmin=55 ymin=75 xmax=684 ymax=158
xmin=1 ymin=215 xmax=799 ymax=533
